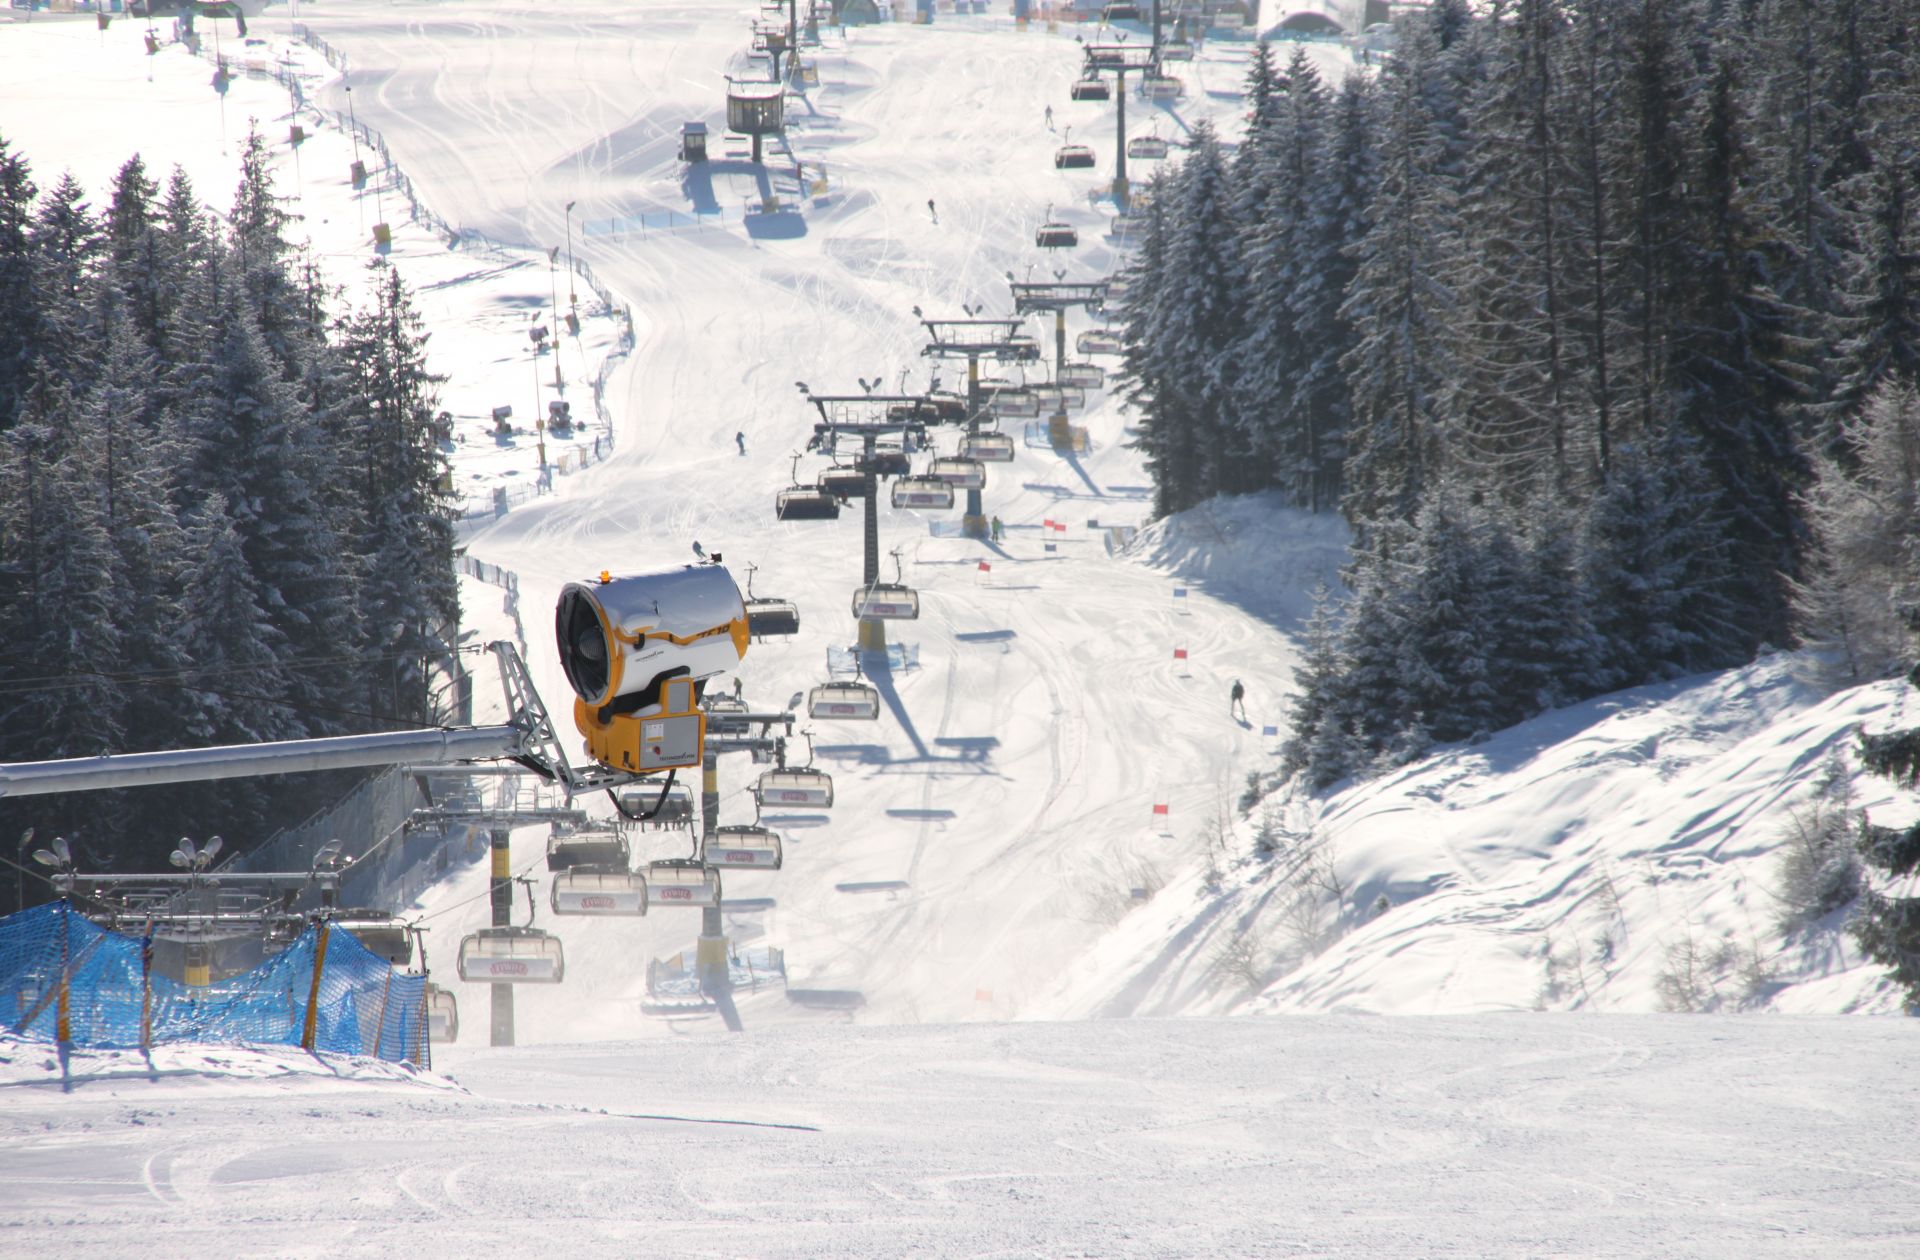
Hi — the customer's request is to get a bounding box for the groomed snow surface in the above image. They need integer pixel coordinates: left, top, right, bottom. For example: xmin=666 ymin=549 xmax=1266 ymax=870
xmin=2 ymin=4 xmax=1917 ymax=1254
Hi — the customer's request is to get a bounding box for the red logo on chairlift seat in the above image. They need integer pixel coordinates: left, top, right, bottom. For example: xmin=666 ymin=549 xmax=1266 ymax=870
xmin=774 ymin=790 xmax=807 ymax=801
xmin=581 ymin=896 xmax=615 ymax=909
xmin=490 ymin=961 xmax=529 ymax=976
xmin=661 ymin=887 xmax=691 ymax=900
xmin=722 ymin=851 xmax=753 ymax=864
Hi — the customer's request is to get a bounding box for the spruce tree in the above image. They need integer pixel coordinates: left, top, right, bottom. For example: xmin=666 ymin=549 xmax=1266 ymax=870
xmin=1851 ymin=682 xmax=1920 ymax=1009
xmin=0 ymin=135 xmax=39 ymax=428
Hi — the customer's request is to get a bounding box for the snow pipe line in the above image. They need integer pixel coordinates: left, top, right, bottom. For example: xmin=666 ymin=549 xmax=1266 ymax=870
xmin=0 ymin=902 xmax=428 ymax=1066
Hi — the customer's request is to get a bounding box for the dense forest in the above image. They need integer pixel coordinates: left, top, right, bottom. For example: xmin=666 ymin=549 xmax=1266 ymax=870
xmin=1112 ymin=0 xmax=1920 ymax=786
xmin=0 ymin=126 xmax=459 ymax=904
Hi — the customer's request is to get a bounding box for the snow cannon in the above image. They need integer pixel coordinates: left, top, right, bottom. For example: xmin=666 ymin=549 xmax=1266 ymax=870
xmin=555 ymin=563 xmax=750 ymax=775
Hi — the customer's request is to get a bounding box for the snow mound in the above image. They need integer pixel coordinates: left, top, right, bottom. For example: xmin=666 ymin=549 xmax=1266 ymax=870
xmin=0 ymin=1031 xmax=462 ymax=1094
xmin=1123 ymin=490 xmax=1349 ymax=626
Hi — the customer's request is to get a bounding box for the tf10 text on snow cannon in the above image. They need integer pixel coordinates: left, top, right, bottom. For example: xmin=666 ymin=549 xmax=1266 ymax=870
xmin=554 ymin=563 xmax=749 ymax=774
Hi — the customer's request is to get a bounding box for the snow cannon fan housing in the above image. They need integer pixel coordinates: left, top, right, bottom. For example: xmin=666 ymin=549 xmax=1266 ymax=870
xmin=556 ymin=564 xmax=750 ymax=774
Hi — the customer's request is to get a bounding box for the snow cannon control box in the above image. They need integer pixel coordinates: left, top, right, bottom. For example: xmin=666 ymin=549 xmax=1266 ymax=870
xmin=555 ymin=564 xmax=750 ymax=774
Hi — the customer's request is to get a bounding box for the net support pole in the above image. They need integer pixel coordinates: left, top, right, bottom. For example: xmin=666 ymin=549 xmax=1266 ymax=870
xmin=301 ymin=921 xmax=331 ymax=1051
xmin=56 ymin=900 xmax=71 ymax=1045
xmin=140 ymin=931 xmax=154 ymax=1052
xmin=489 ymin=828 xmax=514 ymax=1047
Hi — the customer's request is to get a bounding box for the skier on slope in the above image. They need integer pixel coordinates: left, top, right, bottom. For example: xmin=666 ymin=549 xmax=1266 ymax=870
xmin=736 ymin=430 xmax=747 ymax=455
xmin=928 ymin=197 xmax=938 ymax=224
xmin=1230 ymin=679 xmax=1247 ymax=721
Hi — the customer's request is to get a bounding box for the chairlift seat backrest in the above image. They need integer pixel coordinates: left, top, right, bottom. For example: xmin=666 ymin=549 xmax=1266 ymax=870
xmin=1036 ymin=222 xmax=1079 ymax=249
xmin=428 ymin=985 xmax=459 ymax=1042
xmin=704 ymin=825 xmax=784 ymax=870
xmin=755 ymin=766 xmax=834 ymax=809
xmin=929 ymin=456 xmax=987 ymax=490
xmin=646 ymin=860 xmax=722 ymax=908
xmin=962 ymin=432 xmax=1017 ymax=462
xmin=546 ymin=827 xmax=630 ymax=871
xmin=891 ymin=476 xmax=956 ymax=510
xmin=852 ymin=582 xmax=921 ymax=621
xmin=746 ymin=597 xmax=802 ymax=638
xmin=456 ymin=926 xmax=565 ymax=983
xmin=550 ymin=867 xmax=649 ymax=916
xmin=620 ymin=783 xmax=694 ymax=828
xmin=333 ymin=914 xmax=412 ymax=967
xmin=808 ymin=681 xmax=881 ymax=720
xmin=1059 ymin=362 xmax=1106 ymax=389
xmin=776 ymin=487 xmax=841 ymax=520
xmin=818 ymin=468 xmax=868 ymax=498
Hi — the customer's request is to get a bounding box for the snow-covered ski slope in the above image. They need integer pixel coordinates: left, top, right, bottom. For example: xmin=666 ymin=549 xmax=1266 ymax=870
xmin=284 ymin=2 xmax=1348 ymax=1037
xmin=7 ymin=1016 xmax=1920 ymax=1258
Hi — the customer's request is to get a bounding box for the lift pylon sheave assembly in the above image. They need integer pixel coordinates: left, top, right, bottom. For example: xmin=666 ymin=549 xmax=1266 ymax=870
xmin=457 ymin=926 xmax=565 ymax=983
xmin=549 ymin=866 xmax=649 ymax=916
xmin=555 ymin=562 xmax=750 ymax=778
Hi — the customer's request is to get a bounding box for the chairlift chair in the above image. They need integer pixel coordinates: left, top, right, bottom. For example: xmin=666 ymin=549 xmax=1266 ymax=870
xmin=620 ymin=782 xmax=695 ymax=829
xmin=852 ymin=582 xmax=921 ymax=621
xmin=1211 ymin=10 xmax=1246 ymax=30
xmin=1146 ymin=76 xmax=1186 ymax=101
xmin=1036 ymin=221 xmax=1080 ymax=249
xmin=962 ymin=431 xmax=1017 ymax=462
xmin=550 ymin=866 xmax=649 ymax=916
xmin=1030 ymin=384 xmax=1066 ymax=414
xmin=868 ymin=448 xmax=912 ymax=478
xmin=703 ymin=825 xmax=784 ymax=871
xmin=1077 ymin=328 xmax=1125 ymax=356
xmin=1103 ymin=1 xmax=1142 ymax=19
xmin=986 ymin=387 xmax=1040 ymax=419
xmin=1127 ymin=135 xmax=1171 ymax=160
xmin=1160 ymin=38 xmax=1194 ymax=61
xmin=929 ymin=456 xmax=987 ymax=490
xmin=456 ymin=926 xmax=565 ymax=983
xmin=891 ymin=475 xmax=956 ymax=510
xmin=546 ymin=824 xmax=629 ymax=871
xmin=746 ymin=596 xmax=802 ymax=638
xmin=1054 ymin=145 xmax=1097 ymax=170
xmin=427 ymin=984 xmax=459 ymax=1043
xmin=645 ymin=859 xmax=722 ymax=909
xmin=808 ymin=680 xmax=881 ymax=720
xmin=754 ymin=766 xmax=835 ymax=809
xmin=776 ymin=486 xmax=841 ymax=520
xmin=818 ymin=467 xmax=868 ymax=499
xmin=1058 ymin=362 xmax=1106 ymax=390
xmin=1111 ymin=212 xmax=1145 ymax=243
xmin=1103 ymin=276 xmax=1134 ymax=304
xmin=331 ymin=911 xmax=412 ymax=967
xmin=1070 ymin=78 xmax=1110 ymax=103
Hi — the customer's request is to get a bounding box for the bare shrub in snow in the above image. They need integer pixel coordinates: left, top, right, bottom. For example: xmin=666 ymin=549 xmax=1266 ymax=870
xmin=1771 ymin=753 xmax=1864 ymax=934
xmin=1210 ymin=921 xmax=1273 ymax=993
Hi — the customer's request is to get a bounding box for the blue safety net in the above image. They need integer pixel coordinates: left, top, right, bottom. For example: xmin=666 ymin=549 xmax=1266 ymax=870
xmin=0 ymin=902 xmax=428 ymax=1064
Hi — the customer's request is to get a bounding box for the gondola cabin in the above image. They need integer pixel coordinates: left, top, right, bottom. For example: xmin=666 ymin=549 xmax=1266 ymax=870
xmin=704 ymin=825 xmax=784 ymax=871
xmin=755 ymin=766 xmax=835 ymax=809
xmin=891 ymin=475 xmax=956 ymax=509
xmin=456 ymin=926 xmax=565 ymax=983
xmin=550 ymin=867 xmax=649 ymax=916
xmin=808 ymin=680 xmax=881 ymax=720
xmin=852 ymin=583 xmax=921 ymax=620
xmin=929 ymin=456 xmax=987 ymax=490
xmin=646 ymin=860 xmax=722 ymax=909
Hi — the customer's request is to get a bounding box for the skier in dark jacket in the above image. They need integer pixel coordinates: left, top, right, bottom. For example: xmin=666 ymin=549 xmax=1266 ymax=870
xmin=1230 ymin=679 xmax=1246 ymax=720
